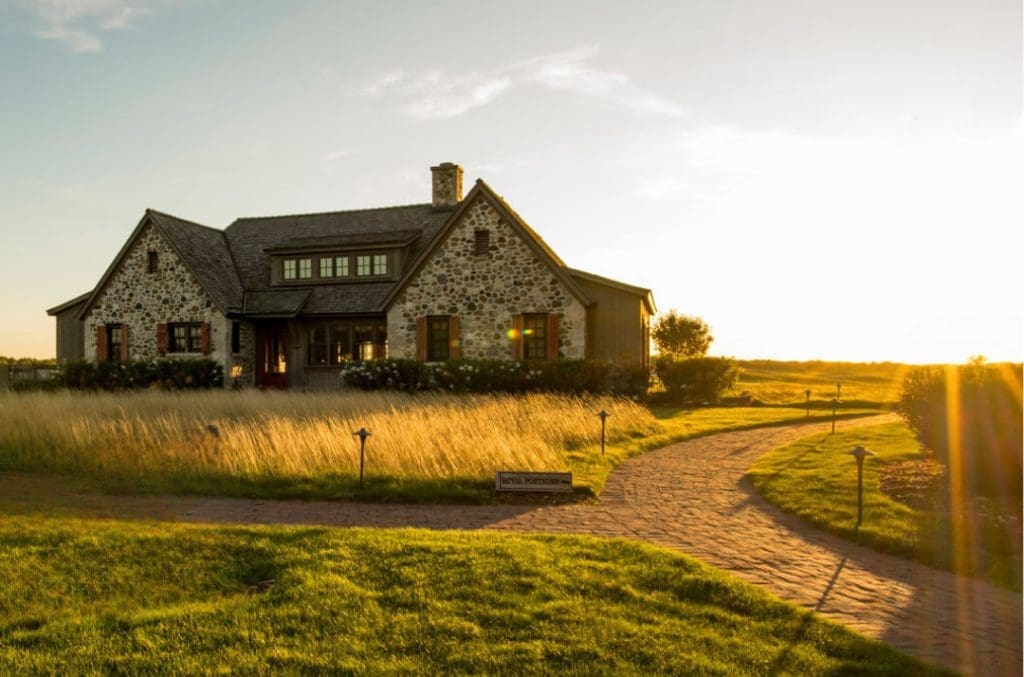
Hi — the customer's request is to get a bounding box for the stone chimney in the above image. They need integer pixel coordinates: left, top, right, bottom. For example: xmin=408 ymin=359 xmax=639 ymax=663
xmin=430 ymin=162 xmax=463 ymax=208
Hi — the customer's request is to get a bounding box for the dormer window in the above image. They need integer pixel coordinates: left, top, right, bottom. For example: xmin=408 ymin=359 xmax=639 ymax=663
xmin=356 ymin=255 xmax=371 ymax=276
xmin=284 ymin=258 xmax=312 ymax=280
xmin=336 ymin=256 xmax=349 ymax=277
xmin=373 ymin=254 xmax=388 ymax=275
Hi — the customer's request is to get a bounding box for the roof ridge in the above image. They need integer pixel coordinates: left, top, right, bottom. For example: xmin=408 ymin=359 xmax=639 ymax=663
xmin=146 ymin=208 xmax=222 ymax=233
xmin=230 ymin=202 xmax=444 ymax=224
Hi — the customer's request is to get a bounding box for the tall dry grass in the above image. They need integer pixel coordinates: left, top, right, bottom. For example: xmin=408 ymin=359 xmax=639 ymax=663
xmin=0 ymin=390 xmax=659 ymax=483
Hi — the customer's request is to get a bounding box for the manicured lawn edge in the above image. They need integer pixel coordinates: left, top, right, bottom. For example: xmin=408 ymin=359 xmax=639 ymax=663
xmin=747 ymin=422 xmax=1022 ymax=591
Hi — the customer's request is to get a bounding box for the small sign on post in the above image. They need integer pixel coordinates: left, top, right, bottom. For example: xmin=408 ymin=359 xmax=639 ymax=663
xmin=495 ymin=471 xmax=572 ymax=493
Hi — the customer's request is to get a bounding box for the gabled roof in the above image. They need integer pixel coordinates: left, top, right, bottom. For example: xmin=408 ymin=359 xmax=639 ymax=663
xmin=568 ymin=268 xmax=657 ymax=315
xmin=46 ymin=290 xmax=92 ymax=316
xmin=77 ymin=209 xmax=244 ymax=320
xmin=380 ymin=180 xmax=594 ymax=311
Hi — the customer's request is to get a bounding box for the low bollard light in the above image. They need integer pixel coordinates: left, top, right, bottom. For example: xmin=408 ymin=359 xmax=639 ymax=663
xmin=831 ymin=397 xmax=842 ymax=433
xmin=597 ymin=410 xmax=610 ymax=455
xmin=847 ymin=445 xmax=876 ymax=530
xmin=353 ymin=427 xmax=371 ymax=487
xmin=805 ymin=389 xmax=812 ymax=418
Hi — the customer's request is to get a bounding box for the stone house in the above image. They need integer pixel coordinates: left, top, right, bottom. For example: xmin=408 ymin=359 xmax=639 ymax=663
xmin=47 ymin=163 xmax=655 ymax=388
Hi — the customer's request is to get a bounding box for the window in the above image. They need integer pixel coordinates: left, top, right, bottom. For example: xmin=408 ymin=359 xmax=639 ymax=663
xmin=308 ymin=327 xmax=328 ymax=365
xmin=231 ymin=321 xmax=241 ymax=354
xmin=373 ymin=254 xmax=388 ymax=275
xmin=169 ymin=322 xmax=202 ymax=353
xmin=107 ymin=324 xmax=123 ymax=361
xmin=474 ymin=229 xmax=490 ymax=256
xmin=298 ymin=258 xmax=312 ymax=279
xmin=147 ymin=251 xmax=158 ymax=273
xmin=427 ymin=316 xmax=450 ymax=361
xmin=335 ymin=256 xmax=349 ymax=277
xmin=522 ymin=314 xmax=548 ymax=360
xmin=356 ymin=255 xmax=372 ymax=276
xmin=283 ymin=259 xmax=297 ymax=280
xmin=305 ymin=321 xmax=387 ymax=365
xmin=319 ymin=257 xmax=333 ymax=278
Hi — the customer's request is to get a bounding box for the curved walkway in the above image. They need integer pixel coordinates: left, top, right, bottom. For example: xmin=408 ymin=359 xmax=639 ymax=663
xmin=1 ymin=415 xmax=1020 ymax=674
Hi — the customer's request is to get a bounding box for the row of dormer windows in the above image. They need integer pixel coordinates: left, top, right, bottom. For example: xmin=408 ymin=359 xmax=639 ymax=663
xmin=281 ymin=252 xmax=390 ymax=281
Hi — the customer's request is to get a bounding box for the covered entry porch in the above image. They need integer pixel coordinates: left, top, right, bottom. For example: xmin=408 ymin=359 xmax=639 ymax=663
xmin=254 ymin=317 xmax=388 ymax=390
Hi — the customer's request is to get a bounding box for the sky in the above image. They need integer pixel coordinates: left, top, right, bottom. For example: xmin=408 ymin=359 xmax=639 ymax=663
xmin=1 ymin=0 xmax=1021 ymax=363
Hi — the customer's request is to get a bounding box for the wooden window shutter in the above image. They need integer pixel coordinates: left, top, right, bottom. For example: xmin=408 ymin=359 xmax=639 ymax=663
xmin=119 ymin=325 xmax=130 ymax=361
xmin=415 ymin=317 xmax=428 ymax=362
xmin=546 ymin=314 xmax=560 ymax=360
xmin=156 ymin=323 xmax=168 ymax=355
xmin=96 ymin=325 xmax=108 ymax=362
xmin=200 ymin=322 xmax=211 ymax=355
xmin=448 ymin=316 xmax=460 ymax=360
xmin=512 ymin=314 xmax=524 ymax=361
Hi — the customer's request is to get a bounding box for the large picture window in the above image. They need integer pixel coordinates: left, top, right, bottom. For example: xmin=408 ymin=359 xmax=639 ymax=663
xmin=306 ymin=320 xmax=387 ymax=365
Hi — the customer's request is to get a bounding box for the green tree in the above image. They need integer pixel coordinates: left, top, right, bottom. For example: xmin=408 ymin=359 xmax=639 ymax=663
xmin=651 ymin=311 xmax=713 ymax=358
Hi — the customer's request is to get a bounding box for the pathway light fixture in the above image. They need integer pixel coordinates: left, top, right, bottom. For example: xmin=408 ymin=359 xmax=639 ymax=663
xmin=597 ymin=410 xmax=610 ymax=455
xmin=353 ymin=427 xmax=372 ymax=487
xmin=846 ymin=445 xmax=877 ymax=531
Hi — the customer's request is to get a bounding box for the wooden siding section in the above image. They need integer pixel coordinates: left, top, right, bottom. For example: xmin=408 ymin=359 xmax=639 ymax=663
xmin=53 ymin=302 xmax=87 ymax=364
xmin=574 ymin=278 xmax=651 ymax=367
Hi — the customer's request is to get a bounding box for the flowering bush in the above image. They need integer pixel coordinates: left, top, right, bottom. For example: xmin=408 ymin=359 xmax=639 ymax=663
xmin=341 ymin=359 xmax=649 ymax=397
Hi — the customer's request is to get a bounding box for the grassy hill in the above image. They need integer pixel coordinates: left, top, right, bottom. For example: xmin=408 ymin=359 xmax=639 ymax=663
xmin=728 ymin=359 xmax=914 ymax=408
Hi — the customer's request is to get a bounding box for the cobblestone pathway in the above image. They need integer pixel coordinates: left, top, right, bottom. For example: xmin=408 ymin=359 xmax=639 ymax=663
xmin=2 ymin=415 xmax=1020 ymax=674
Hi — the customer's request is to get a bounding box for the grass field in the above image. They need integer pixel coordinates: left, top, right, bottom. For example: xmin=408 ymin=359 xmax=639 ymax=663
xmin=747 ymin=422 xmax=1023 ymax=591
xmin=0 ymin=390 xmax=879 ymax=502
xmin=0 ymin=513 xmax=940 ymax=674
xmin=730 ymin=359 xmax=912 ymax=408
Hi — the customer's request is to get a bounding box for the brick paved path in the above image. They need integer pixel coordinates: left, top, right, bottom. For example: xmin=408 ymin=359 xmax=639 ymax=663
xmin=2 ymin=415 xmax=1020 ymax=674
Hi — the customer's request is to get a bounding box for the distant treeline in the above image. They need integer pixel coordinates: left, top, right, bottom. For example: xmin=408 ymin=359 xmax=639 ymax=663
xmin=0 ymin=356 xmax=57 ymax=368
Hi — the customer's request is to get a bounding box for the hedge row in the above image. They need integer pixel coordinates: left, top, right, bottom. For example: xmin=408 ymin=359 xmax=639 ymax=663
xmin=58 ymin=359 xmax=224 ymax=391
xmin=653 ymin=356 xmax=739 ymax=404
xmin=340 ymin=359 xmax=650 ymax=397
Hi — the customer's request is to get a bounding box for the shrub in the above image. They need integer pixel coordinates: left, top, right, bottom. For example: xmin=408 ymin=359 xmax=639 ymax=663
xmin=651 ymin=311 xmax=713 ymax=358
xmin=341 ymin=359 xmax=649 ymax=397
xmin=654 ymin=356 xmax=739 ymax=405
xmin=59 ymin=359 xmax=224 ymax=391
xmin=897 ymin=360 xmax=1022 ymax=500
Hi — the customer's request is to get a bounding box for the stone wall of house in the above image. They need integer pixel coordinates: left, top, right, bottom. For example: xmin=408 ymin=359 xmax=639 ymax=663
xmin=83 ymin=223 xmax=236 ymax=381
xmin=387 ymin=195 xmax=587 ymax=359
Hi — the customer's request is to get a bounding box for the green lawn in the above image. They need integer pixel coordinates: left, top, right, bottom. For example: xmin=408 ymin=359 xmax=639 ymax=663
xmin=747 ymin=422 xmax=1022 ymax=591
xmin=0 ymin=514 xmax=940 ymax=674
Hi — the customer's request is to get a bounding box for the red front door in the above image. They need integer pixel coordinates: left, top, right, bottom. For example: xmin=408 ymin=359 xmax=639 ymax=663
xmin=256 ymin=325 xmax=288 ymax=389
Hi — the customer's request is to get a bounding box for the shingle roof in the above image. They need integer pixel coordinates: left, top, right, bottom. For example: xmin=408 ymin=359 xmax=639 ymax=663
xmin=242 ymin=289 xmax=312 ymax=317
xmin=225 ymin=204 xmax=452 ymax=314
xmin=147 ymin=210 xmax=245 ymax=312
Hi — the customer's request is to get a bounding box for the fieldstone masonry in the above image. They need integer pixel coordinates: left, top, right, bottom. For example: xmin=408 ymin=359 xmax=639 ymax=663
xmin=84 ymin=224 xmax=233 ymax=378
xmin=388 ymin=196 xmax=587 ymax=359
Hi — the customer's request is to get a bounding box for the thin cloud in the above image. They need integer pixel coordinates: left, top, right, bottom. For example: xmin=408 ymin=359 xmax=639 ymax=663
xmin=366 ymin=46 xmax=685 ymax=120
xmin=15 ymin=0 xmax=176 ymax=53
xmin=323 ymin=149 xmax=354 ymax=162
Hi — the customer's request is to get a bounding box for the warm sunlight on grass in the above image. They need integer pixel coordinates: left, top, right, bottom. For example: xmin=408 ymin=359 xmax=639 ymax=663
xmin=0 ymin=516 xmax=939 ymax=674
xmin=0 ymin=390 xmax=657 ymax=501
xmin=731 ymin=360 xmax=912 ymax=407
xmin=747 ymin=422 xmax=1022 ymax=590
